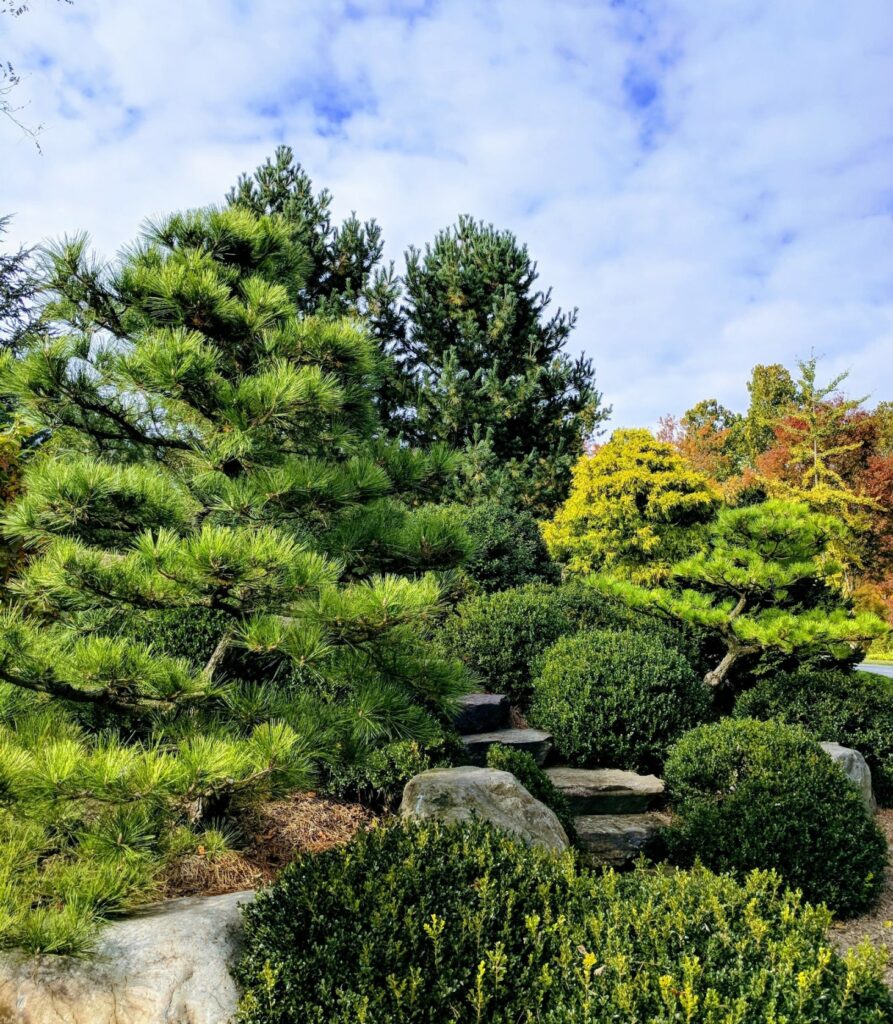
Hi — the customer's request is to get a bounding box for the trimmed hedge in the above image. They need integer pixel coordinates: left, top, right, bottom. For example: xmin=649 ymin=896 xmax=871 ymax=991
xmin=485 ymin=743 xmax=577 ymax=843
xmin=735 ymin=667 xmax=893 ymax=805
xmin=438 ymin=582 xmax=713 ymax=709
xmin=529 ymin=628 xmax=711 ymax=772
xmin=235 ymin=819 xmax=892 ymax=1023
xmin=665 ymin=717 xmax=888 ymax=917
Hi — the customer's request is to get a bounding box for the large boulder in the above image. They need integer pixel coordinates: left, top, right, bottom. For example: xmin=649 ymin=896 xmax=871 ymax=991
xmin=400 ymin=766 xmax=570 ymax=852
xmin=0 ymin=890 xmax=253 ymax=1024
xmin=820 ymin=741 xmax=877 ymax=812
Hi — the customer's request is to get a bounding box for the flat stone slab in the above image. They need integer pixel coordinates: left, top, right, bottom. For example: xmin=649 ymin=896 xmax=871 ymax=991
xmin=575 ymin=812 xmax=670 ymax=868
xmin=545 ymin=767 xmax=665 ymax=815
xmin=401 ymin=766 xmax=569 ymax=852
xmin=0 ymin=890 xmax=253 ymax=1024
xmin=460 ymin=728 xmax=552 ymax=766
xmin=453 ymin=693 xmax=510 ymax=734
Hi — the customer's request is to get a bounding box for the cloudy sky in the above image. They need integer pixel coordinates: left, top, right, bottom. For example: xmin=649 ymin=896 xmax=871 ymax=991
xmin=3 ymin=0 xmax=892 ymax=428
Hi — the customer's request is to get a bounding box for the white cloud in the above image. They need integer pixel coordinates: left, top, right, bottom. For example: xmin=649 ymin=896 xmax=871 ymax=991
xmin=2 ymin=0 xmax=891 ymax=427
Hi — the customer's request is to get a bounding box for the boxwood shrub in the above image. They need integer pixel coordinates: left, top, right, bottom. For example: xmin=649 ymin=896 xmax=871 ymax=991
xmin=235 ymin=819 xmax=892 ymax=1024
xmin=735 ymin=667 xmax=893 ymax=805
xmin=529 ymin=628 xmax=711 ymax=772
xmin=485 ymin=743 xmax=577 ymax=843
xmin=438 ymin=582 xmax=714 ymax=709
xmin=665 ymin=717 xmax=888 ymax=917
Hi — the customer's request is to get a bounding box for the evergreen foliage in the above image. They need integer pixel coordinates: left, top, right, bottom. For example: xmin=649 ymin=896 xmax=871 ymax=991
xmin=543 ymin=428 xmax=718 ymax=583
xmin=595 ymin=500 xmax=888 ymax=696
xmin=0 ymin=204 xmax=474 ymax=950
xmin=398 ymin=216 xmax=607 ymax=512
xmin=485 ymin=743 xmax=577 ymax=842
xmin=235 ymin=818 xmax=892 ymax=1024
xmin=665 ymin=718 xmax=888 ymax=917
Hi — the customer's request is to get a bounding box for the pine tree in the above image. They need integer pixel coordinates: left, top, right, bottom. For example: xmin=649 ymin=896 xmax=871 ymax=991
xmin=398 ymin=216 xmax=607 ymax=513
xmin=542 ymin=429 xmax=718 ymax=583
xmin=595 ymin=501 xmax=887 ymax=697
xmin=0 ymin=205 xmax=471 ymax=952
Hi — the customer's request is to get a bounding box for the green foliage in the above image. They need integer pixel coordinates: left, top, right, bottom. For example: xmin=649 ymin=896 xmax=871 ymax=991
xmin=744 ymin=362 xmax=798 ymax=461
xmin=397 ymin=216 xmax=607 ymax=513
xmin=543 ymin=428 xmax=718 ymax=583
xmin=735 ymin=668 xmax=893 ymax=806
xmin=530 ymin=629 xmax=711 ymax=773
xmin=665 ymin=718 xmax=888 ymax=917
xmin=485 ymin=743 xmax=577 ymax=842
xmin=596 ymin=499 xmax=888 ymax=695
xmin=440 ymin=499 xmax=559 ymax=593
xmin=235 ymin=819 xmax=892 ymax=1024
xmin=439 ymin=583 xmax=716 ymax=710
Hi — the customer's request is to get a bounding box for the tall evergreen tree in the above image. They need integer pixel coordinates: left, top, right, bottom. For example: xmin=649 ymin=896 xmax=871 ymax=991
xmin=399 ymin=216 xmax=607 ymax=513
xmin=743 ymin=362 xmax=797 ymax=462
xmin=0 ymin=205 xmax=470 ymax=952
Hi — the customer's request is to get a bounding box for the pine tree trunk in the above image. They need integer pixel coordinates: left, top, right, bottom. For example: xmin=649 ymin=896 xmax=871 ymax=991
xmin=704 ymin=648 xmax=739 ymax=692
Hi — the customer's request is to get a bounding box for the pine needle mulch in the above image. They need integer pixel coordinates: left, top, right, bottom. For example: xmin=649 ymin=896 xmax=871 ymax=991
xmin=159 ymin=792 xmax=377 ymax=899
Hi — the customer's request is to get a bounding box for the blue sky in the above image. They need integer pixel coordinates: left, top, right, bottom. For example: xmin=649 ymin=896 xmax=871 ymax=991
xmin=3 ymin=0 xmax=892 ymax=427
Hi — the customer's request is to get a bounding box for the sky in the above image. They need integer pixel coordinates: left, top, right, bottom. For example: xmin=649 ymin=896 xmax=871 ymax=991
xmin=2 ymin=0 xmax=892 ymax=429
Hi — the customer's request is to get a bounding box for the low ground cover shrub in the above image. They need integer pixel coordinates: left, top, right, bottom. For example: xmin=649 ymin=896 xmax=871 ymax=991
xmin=437 ymin=583 xmax=713 ymax=709
xmin=529 ymin=628 xmax=711 ymax=772
xmin=236 ymin=818 xmax=893 ymax=1024
xmin=735 ymin=668 xmax=893 ymax=805
xmin=664 ymin=717 xmax=888 ymax=917
xmin=485 ymin=743 xmax=577 ymax=842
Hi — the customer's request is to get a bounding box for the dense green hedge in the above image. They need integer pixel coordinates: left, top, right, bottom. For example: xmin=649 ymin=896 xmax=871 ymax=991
xmin=529 ymin=628 xmax=711 ymax=772
xmin=437 ymin=582 xmax=713 ymax=709
xmin=236 ymin=819 xmax=892 ymax=1024
xmin=665 ymin=717 xmax=888 ymax=917
xmin=485 ymin=743 xmax=577 ymax=842
xmin=735 ymin=667 xmax=893 ymax=805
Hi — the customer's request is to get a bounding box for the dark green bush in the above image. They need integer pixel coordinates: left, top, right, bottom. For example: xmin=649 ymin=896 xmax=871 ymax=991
xmin=236 ymin=819 xmax=892 ymax=1024
xmin=437 ymin=582 xmax=714 ymax=709
xmin=529 ymin=628 xmax=711 ymax=772
xmin=735 ymin=668 xmax=893 ymax=806
xmin=485 ymin=743 xmax=577 ymax=842
xmin=442 ymin=499 xmax=559 ymax=593
xmin=665 ymin=717 xmax=888 ymax=917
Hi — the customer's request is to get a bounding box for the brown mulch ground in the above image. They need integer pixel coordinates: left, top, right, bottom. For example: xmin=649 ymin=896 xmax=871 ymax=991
xmin=159 ymin=792 xmax=376 ymax=899
xmin=832 ymin=808 xmax=893 ymax=986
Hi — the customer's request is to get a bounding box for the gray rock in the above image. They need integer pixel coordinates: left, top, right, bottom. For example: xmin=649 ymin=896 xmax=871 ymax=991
xmin=820 ymin=741 xmax=877 ymax=812
xmin=0 ymin=889 xmax=253 ymax=1024
xmin=545 ymin=767 xmax=665 ymax=815
xmin=460 ymin=727 xmax=553 ymax=766
xmin=453 ymin=693 xmax=510 ymax=734
xmin=574 ymin=812 xmax=670 ymax=868
xmin=400 ymin=766 xmax=569 ymax=852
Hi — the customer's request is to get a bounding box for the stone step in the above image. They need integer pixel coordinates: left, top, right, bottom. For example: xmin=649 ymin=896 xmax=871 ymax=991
xmin=545 ymin=767 xmax=665 ymax=815
xmin=460 ymin=728 xmax=553 ymax=767
xmin=453 ymin=693 xmax=510 ymax=734
xmin=574 ymin=812 xmax=670 ymax=869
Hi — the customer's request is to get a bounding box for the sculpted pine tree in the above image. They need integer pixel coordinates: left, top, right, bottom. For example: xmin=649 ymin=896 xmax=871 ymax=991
xmin=595 ymin=500 xmax=887 ymax=696
xmin=399 ymin=216 xmax=607 ymax=513
xmin=0 ymin=206 xmax=470 ymax=952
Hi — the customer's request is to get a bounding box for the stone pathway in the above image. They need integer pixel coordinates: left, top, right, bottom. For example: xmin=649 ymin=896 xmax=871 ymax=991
xmin=455 ymin=693 xmax=668 ymax=867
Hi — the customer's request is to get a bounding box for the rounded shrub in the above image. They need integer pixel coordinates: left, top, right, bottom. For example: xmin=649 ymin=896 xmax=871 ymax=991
xmin=735 ymin=668 xmax=893 ymax=805
xmin=529 ymin=628 xmax=711 ymax=772
xmin=438 ymin=582 xmax=713 ymax=709
xmin=235 ymin=819 xmax=892 ymax=1024
xmin=664 ymin=717 xmax=888 ymax=917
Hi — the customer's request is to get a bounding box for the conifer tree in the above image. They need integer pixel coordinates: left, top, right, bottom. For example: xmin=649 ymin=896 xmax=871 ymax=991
xmin=0 ymin=205 xmax=470 ymax=952
xmin=595 ymin=501 xmax=887 ymax=697
xmin=398 ymin=216 xmax=607 ymax=513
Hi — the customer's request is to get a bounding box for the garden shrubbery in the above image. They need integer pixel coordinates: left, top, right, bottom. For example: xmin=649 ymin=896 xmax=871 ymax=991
xmin=664 ymin=717 xmax=888 ymax=916
xmin=735 ymin=667 xmax=893 ymax=805
xmin=485 ymin=743 xmax=577 ymax=842
xmin=529 ymin=628 xmax=711 ymax=772
xmin=235 ymin=818 xmax=893 ymax=1024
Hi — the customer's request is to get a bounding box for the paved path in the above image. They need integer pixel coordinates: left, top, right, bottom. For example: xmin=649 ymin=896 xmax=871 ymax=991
xmin=858 ymin=663 xmax=893 ymax=678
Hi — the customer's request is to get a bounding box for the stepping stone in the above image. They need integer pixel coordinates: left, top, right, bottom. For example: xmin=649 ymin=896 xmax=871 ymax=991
xmin=460 ymin=728 xmax=553 ymax=767
xmin=574 ymin=812 xmax=670 ymax=868
xmin=453 ymin=693 xmax=510 ymax=734
xmin=545 ymin=767 xmax=665 ymax=815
